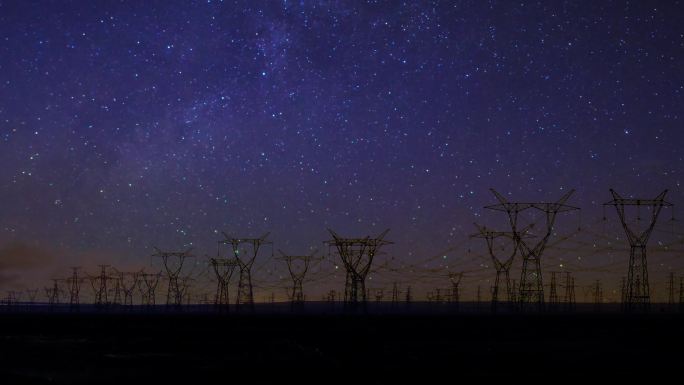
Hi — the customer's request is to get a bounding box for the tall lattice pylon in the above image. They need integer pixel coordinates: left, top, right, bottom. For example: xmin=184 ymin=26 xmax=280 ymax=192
xmin=277 ymin=250 xmax=317 ymax=310
xmin=139 ymin=271 xmax=161 ymax=306
xmin=485 ymin=189 xmax=580 ymax=311
xmin=548 ymin=271 xmax=560 ymax=308
xmin=448 ymin=272 xmax=463 ymax=311
xmin=471 ymin=224 xmax=520 ymax=312
xmin=667 ymin=272 xmax=675 ymax=306
xmin=219 ymin=233 xmax=272 ymax=309
xmin=325 ymin=229 xmax=392 ymax=310
xmin=88 ymin=265 xmax=111 ymax=306
xmin=210 ymin=255 xmax=238 ymax=307
xmin=563 ymin=272 xmax=575 ymax=312
xmin=66 ymin=267 xmax=83 ymax=308
xmin=46 ymin=279 xmax=62 ymax=305
xmin=603 ymin=189 xmax=672 ymax=311
xmin=114 ymin=270 xmax=140 ymax=306
xmin=152 ymin=248 xmax=194 ymax=307
xmin=593 ymin=280 xmax=603 ymax=312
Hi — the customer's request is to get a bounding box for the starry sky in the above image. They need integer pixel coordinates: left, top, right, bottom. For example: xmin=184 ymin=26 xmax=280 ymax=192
xmin=0 ymin=1 xmax=682 ymax=300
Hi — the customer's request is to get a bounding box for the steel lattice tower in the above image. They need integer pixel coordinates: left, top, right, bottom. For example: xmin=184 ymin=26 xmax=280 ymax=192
xmin=325 ymin=229 xmax=392 ymax=310
xmin=277 ymin=250 xmax=317 ymax=310
xmin=448 ymin=272 xmax=463 ymax=311
xmin=668 ymin=272 xmax=675 ymax=305
xmin=89 ymin=265 xmax=111 ymax=306
xmin=210 ymin=256 xmax=238 ymax=307
xmin=47 ymin=279 xmax=61 ymax=305
xmin=139 ymin=272 xmax=161 ymax=306
xmin=471 ymin=224 xmax=520 ymax=312
xmin=593 ymin=280 xmax=603 ymax=312
xmin=603 ymin=189 xmax=672 ymax=311
xmin=548 ymin=271 xmax=560 ymax=308
xmin=66 ymin=267 xmax=82 ymax=308
xmin=563 ymin=272 xmax=575 ymax=312
xmin=486 ymin=189 xmax=579 ymax=311
xmin=152 ymin=248 xmax=194 ymax=307
xmin=219 ymin=233 xmax=272 ymax=309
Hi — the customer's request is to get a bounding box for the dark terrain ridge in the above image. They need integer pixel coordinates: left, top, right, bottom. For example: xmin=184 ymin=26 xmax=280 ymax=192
xmin=0 ymin=303 xmax=681 ymax=384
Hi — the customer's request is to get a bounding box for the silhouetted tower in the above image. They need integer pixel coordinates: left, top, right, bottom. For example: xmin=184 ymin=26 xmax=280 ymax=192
xmin=603 ymin=189 xmax=672 ymax=311
xmin=278 ymin=250 xmax=317 ymax=310
xmin=563 ymin=272 xmax=576 ymax=311
xmin=325 ymin=229 xmax=392 ymax=310
xmin=112 ymin=272 xmax=123 ymax=305
xmin=47 ymin=279 xmax=61 ymax=305
xmin=89 ymin=265 xmax=111 ymax=306
xmin=219 ymin=233 xmax=272 ymax=309
xmin=620 ymin=276 xmax=627 ymax=306
xmin=548 ymin=271 xmax=560 ymax=308
xmin=476 ymin=285 xmax=481 ymax=311
xmin=180 ymin=276 xmax=194 ymax=305
xmin=66 ymin=267 xmax=82 ymax=307
xmin=405 ymin=285 xmax=412 ymax=304
xmin=471 ymin=224 xmax=519 ymax=312
xmin=486 ymin=189 xmax=579 ymax=311
xmin=139 ymin=272 xmax=161 ymax=305
xmin=391 ymin=282 xmax=400 ymax=305
xmin=118 ymin=271 xmax=139 ymax=306
xmin=593 ymin=280 xmax=603 ymax=311
xmin=448 ymin=272 xmax=463 ymax=311
xmin=668 ymin=272 xmax=675 ymax=305
xmin=152 ymin=248 xmax=194 ymax=307
xmin=210 ymin=256 xmax=238 ymax=306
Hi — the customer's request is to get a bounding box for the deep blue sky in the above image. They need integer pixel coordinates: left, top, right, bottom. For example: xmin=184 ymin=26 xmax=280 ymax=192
xmin=0 ymin=1 xmax=682 ymax=299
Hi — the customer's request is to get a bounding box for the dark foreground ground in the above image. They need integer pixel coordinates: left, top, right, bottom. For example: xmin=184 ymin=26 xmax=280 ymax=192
xmin=0 ymin=304 xmax=682 ymax=384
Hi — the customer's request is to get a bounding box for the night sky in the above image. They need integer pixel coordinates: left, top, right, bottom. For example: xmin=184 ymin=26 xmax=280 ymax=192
xmin=0 ymin=1 xmax=682 ymax=301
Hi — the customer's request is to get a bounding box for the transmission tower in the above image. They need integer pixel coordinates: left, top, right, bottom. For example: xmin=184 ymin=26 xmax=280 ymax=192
xmin=391 ymin=282 xmax=400 ymax=307
xmin=277 ymin=250 xmax=317 ymax=310
xmin=46 ymin=279 xmax=61 ymax=305
xmin=113 ymin=270 xmax=140 ymax=306
xmin=209 ymin=256 xmax=238 ymax=307
xmin=89 ymin=265 xmax=111 ymax=306
xmin=563 ymin=272 xmax=575 ymax=312
xmin=325 ymin=229 xmax=392 ymax=310
xmin=112 ymin=272 xmax=123 ymax=305
xmin=603 ymin=189 xmax=672 ymax=311
xmin=547 ymin=271 xmax=561 ymax=310
xmin=152 ymin=248 xmax=194 ymax=307
xmin=405 ymin=285 xmax=412 ymax=304
xmin=448 ymin=272 xmax=463 ymax=311
xmin=66 ymin=267 xmax=83 ymax=308
xmin=139 ymin=271 xmax=161 ymax=306
xmin=219 ymin=233 xmax=272 ymax=309
xmin=593 ymin=280 xmax=603 ymax=312
xmin=668 ymin=272 xmax=675 ymax=306
xmin=486 ymin=189 xmax=579 ymax=311
xmin=180 ymin=276 xmax=194 ymax=305
xmin=471 ymin=224 xmax=520 ymax=312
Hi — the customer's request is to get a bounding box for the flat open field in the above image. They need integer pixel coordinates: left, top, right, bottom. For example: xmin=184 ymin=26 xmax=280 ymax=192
xmin=0 ymin=304 xmax=681 ymax=384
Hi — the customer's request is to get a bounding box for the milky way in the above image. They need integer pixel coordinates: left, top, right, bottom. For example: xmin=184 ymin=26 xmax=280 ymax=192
xmin=0 ymin=1 xmax=682 ymax=298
